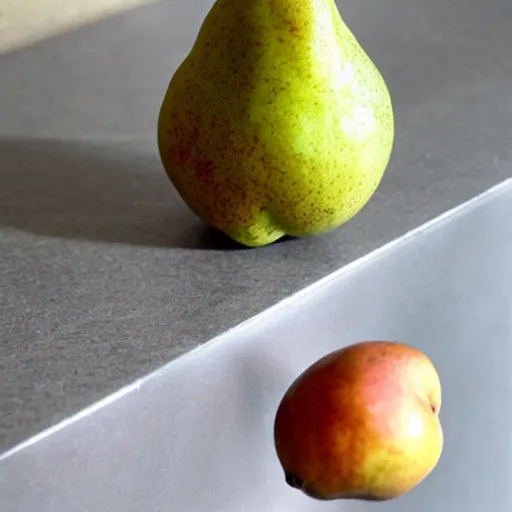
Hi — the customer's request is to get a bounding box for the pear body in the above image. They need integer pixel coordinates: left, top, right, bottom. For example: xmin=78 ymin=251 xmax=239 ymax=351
xmin=274 ymin=341 xmax=443 ymax=501
xmin=158 ymin=0 xmax=394 ymax=247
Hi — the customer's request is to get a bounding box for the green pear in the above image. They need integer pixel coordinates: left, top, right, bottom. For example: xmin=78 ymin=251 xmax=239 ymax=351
xmin=158 ymin=0 xmax=394 ymax=247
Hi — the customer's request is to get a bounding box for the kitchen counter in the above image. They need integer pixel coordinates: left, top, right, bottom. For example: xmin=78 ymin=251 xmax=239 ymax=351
xmin=1 ymin=0 xmax=511 ymax=454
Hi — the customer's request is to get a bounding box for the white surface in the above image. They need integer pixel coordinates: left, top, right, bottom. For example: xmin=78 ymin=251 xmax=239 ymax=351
xmin=0 ymin=0 xmax=155 ymax=53
xmin=1 ymin=179 xmax=511 ymax=511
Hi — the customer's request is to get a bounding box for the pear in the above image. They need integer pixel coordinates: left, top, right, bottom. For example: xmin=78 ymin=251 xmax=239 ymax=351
xmin=158 ymin=0 xmax=394 ymax=247
xmin=273 ymin=341 xmax=443 ymax=501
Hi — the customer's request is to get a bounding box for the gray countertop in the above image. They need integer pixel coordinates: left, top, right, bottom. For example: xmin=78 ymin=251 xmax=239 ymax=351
xmin=1 ymin=0 xmax=511 ymax=454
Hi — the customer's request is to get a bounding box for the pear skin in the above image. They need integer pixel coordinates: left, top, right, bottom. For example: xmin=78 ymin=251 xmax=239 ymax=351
xmin=158 ymin=0 xmax=394 ymax=247
xmin=273 ymin=341 xmax=443 ymax=501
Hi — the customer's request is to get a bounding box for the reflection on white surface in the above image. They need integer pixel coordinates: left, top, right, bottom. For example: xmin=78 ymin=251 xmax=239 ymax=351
xmin=1 ymin=179 xmax=511 ymax=512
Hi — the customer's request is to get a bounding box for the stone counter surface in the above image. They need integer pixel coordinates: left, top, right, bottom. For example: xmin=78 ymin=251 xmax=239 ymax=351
xmin=1 ymin=0 xmax=511 ymax=453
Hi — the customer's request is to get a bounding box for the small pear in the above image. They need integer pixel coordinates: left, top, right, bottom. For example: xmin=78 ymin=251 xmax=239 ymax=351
xmin=274 ymin=341 xmax=443 ymax=501
xmin=158 ymin=0 xmax=394 ymax=247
